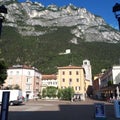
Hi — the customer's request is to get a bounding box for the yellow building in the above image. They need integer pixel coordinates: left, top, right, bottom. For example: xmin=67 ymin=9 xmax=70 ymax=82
xmin=57 ymin=65 xmax=90 ymax=100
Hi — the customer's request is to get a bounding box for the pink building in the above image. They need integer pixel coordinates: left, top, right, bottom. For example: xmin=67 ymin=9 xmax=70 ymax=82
xmin=4 ymin=65 xmax=42 ymax=99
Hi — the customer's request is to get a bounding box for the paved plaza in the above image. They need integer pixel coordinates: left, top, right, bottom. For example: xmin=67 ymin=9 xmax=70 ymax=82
xmin=6 ymin=99 xmax=120 ymax=120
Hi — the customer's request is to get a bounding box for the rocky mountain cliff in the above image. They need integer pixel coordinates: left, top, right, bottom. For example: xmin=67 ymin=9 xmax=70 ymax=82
xmin=1 ymin=0 xmax=120 ymax=43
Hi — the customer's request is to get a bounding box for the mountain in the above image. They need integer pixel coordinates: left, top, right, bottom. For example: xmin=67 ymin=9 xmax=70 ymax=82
xmin=0 ymin=0 xmax=120 ymax=75
xmin=3 ymin=0 xmax=120 ymax=43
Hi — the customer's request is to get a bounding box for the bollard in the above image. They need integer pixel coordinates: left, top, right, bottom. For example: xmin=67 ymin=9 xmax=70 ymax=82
xmin=114 ymin=100 xmax=120 ymax=118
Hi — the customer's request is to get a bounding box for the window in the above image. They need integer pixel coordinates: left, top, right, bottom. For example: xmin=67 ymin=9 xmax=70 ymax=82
xmin=62 ymin=71 xmax=65 ymax=75
xmin=48 ymin=82 xmax=52 ymax=85
xmin=76 ymin=78 xmax=79 ymax=82
xmin=26 ymin=78 xmax=29 ymax=83
xmin=26 ymin=78 xmax=31 ymax=83
xmin=69 ymin=71 xmax=72 ymax=75
xmin=69 ymin=78 xmax=72 ymax=82
xmin=69 ymin=79 xmax=72 ymax=86
xmin=76 ymin=71 xmax=79 ymax=75
xmin=75 ymin=86 xmax=77 ymax=90
xmin=26 ymin=85 xmax=30 ymax=90
xmin=10 ymin=71 xmax=13 ymax=75
xmin=62 ymin=78 xmax=65 ymax=82
xmin=28 ymin=71 xmax=31 ymax=75
xmin=75 ymin=86 xmax=80 ymax=91
xmin=16 ymin=71 xmax=19 ymax=75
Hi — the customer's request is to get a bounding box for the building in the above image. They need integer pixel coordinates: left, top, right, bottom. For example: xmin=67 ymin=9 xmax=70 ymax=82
xmin=93 ymin=74 xmax=103 ymax=99
xmin=100 ymin=66 xmax=120 ymax=89
xmin=100 ymin=68 xmax=112 ymax=89
xmin=57 ymin=65 xmax=90 ymax=100
xmin=4 ymin=65 xmax=42 ymax=99
xmin=41 ymin=74 xmax=57 ymax=91
xmin=112 ymin=65 xmax=120 ymax=84
xmin=82 ymin=59 xmax=92 ymax=85
xmin=93 ymin=65 xmax=120 ymax=100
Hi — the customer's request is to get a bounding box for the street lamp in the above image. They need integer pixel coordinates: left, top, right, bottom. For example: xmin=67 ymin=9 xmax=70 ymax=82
xmin=0 ymin=5 xmax=7 ymax=36
xmin=113 ymin=3 xmax=120 ymax=30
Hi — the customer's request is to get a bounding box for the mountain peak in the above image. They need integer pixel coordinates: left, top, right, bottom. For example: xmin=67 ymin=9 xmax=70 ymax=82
xmin=2 ymin=1 xmax=120 ymax=43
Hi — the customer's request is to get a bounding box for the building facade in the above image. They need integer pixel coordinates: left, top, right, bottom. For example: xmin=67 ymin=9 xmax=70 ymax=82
xmin=93 ymin=74 xmax=103 ymax=99
xmin=112 ymin=66 xmax=120 ymax=84
xmin=100 ymin=66 xmax=120 ymax=88
xmin=93 ymin=65 xmax=120 ymax=100
xmin=4 ymin=65 xmax=42 ymax=99
xmin=57 ymin=65 xmax=90 ymax=100
xmin=41 ymin=74 xmax=57 ymax=92
xmin=100 ymin=68 xmax=112 ymax=89
xmin=82 ymin=59 xmax=92 ymax=85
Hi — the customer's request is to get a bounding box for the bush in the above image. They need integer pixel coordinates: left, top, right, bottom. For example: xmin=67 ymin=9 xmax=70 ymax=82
xmin=58 ymin=87 xmax=74 ymax=100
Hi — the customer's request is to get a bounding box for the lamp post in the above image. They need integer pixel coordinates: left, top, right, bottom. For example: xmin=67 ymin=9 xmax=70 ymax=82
xmin=0 ymin=5 xmax=7 ymax=36
xmin=113 ymin=3 xmax=120 ymax=30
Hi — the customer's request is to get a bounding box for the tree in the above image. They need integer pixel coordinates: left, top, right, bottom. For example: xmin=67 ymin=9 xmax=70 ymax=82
xmin=58 ymin=87 xmax=74 ymax=100
xmin=4 ymin=84 xmax=21 ymax=90
xmin=0 ymin=60 xmax=7 ymax=86
xmin=42 ymin=86 xmax=58 ymax=98
xmin=57 ymin=88 xmax=62 ymax=99
xmin=46 ymin=86 xmax=57 ymax=98
xmin=42 ymin=88 xmax=47 ymax=98
xmin=13 ymin=84 xmax=21 ymax=90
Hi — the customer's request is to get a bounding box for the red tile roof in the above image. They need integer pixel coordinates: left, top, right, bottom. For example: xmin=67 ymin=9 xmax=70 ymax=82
xmin=42 ymin=74 xmax=57 ymax=80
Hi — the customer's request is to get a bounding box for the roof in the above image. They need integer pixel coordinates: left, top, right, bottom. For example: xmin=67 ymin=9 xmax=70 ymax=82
xmin=42 ymin=74 xmax=57 ymax=80
xmin=8 ymin=65 xmax=39 ymax=71
xmin=57 ymin=65 xmax=83 ymax=69
xmin=94 ymin=73 xmax=103 ymax=81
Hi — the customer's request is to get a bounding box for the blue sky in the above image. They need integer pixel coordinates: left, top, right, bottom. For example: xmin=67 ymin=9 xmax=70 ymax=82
xmin=18 ymin=0 xmax=120 ymax=29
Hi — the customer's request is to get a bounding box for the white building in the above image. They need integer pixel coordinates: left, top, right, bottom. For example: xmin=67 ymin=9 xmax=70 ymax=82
xmin=100 ymin=65 xmax=120 ymax=87
xmin=41 ymin=74 xmax=57 ymax=90
xmin=4 ymin=65 xmax=42 ymax=99
xmin=98 ymin=65 xmax=120 ymax=100
xmin=112 ymin=65 xmax=120 ymax=84
xmin=82 ymin=59 xmax=92 ymax=85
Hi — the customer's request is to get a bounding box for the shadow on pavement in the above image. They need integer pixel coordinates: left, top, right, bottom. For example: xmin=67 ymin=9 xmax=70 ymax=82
xmin=7 ymin=103 xmax=117 ymax=120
